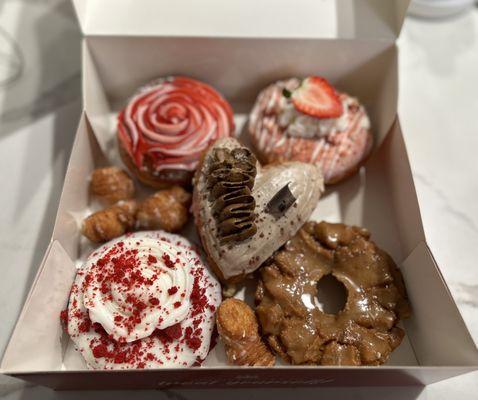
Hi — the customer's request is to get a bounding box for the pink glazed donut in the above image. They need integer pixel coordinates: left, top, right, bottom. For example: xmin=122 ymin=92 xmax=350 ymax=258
xmin=248 ymin=77 xmax=373 ymax=184
xmin=118 ymin=76 xmax=235 ymax=189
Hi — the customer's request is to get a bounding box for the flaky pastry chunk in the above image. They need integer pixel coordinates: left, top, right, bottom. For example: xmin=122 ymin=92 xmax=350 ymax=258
xmin=90 ymin=167 xmax=135 ymax=205
xmin=137 ymin=186 xmax=191 ymax=232
xmin=216 ymin=298 xmax=275 ymax=366
xmin=82 ymin=200 xmax=137 ymax=243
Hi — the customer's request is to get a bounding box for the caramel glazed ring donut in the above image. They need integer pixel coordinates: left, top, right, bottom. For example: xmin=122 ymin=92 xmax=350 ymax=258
xmin=255 ymin=221 xmax=411 ymax=366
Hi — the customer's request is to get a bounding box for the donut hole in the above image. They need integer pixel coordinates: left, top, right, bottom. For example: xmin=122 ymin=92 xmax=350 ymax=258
xmin=316 ymin=274 xmax=348 ymax=315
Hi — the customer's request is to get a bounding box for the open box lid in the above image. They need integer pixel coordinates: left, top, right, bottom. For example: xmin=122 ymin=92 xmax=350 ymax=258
xmin=72 ymin=0 xmax=409 ymax=41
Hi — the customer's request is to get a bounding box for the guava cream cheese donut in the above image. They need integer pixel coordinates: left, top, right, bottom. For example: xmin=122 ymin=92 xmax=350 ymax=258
xmin=118 ymin=76 xmax=235 ymax=189
xmin=249 ymin=77 xmax=373 ymax=184
xmin=64 ymin=231 xmax=221 ymax=369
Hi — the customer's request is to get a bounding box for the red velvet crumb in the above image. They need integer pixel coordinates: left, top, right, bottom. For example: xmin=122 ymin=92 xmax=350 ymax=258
xmin=167 ymin=286 xmax=178 ymax=295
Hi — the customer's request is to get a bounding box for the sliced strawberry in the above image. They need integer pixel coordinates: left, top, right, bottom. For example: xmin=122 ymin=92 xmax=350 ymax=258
xmin=291 ymin=76 xmax=343 ymax=118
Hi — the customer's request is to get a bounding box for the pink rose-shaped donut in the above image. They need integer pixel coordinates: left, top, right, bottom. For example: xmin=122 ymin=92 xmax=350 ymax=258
xmin=118 ymin=76 xmax=235 ymax=189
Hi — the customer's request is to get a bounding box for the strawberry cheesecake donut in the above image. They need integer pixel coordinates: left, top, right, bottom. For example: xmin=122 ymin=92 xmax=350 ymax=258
xmin=248 ymin=77 xmax=373 ymax=184
xmin=118 ymin=76 xmax=235 ymax=189
xmin=63 ymin=231 xmax=221 ymax=369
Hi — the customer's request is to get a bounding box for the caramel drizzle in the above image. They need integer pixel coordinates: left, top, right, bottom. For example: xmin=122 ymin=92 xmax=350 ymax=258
xmin=207 ymin=147 xmax=257 ymax=244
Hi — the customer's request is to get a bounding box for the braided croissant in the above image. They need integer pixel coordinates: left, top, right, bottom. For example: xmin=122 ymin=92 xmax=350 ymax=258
xmin=216 ymin=298 xmax=275 ymax=366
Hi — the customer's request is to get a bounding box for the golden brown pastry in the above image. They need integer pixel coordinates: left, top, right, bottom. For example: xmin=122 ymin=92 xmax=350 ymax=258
xmin=216 ymin=298 xmax=275 ymax=366
xmin=255 ymin=221 xmax=411 ymax=366
xmin=81 ymin=200 xmax=137 ymax=243
xmin=90 ymin=167 xmax=135 ymax=205
xmin=136 ymin=186 xmax=191 ymax=232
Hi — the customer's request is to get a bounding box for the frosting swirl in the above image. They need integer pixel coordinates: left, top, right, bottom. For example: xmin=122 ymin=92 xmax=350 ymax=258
xmin=118 ymin=76 xmax=235 ymax=174
xmin=66 ymin=231 xmax=221 ymax=369
xmin=83 ymin=237 xmax=192 ymax=342
xmin=206 ymin=147 xmax=258 ymax=244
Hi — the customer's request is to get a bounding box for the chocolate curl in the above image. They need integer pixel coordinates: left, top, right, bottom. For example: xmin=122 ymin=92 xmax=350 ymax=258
xmin=265 ymin=182 xmax=296 ymax=219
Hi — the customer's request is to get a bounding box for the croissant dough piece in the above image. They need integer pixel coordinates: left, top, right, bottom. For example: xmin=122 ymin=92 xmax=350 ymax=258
xmin=216 ymin=298 xmax=275 ymax=366
xmin=206 ymin=147 xmax=258 ymax=244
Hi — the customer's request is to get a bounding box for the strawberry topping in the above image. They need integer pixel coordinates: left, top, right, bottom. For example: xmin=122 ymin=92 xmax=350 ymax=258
xmin=291 ymin=76 xmax=343 ymax=118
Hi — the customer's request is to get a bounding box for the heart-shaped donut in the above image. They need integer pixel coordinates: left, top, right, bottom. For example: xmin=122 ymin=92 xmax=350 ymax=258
xmin=192 ymin=138 xmax=324 ymax=283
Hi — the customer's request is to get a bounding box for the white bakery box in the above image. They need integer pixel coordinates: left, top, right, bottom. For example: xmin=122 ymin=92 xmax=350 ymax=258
xmin=1 ymin=0 xmax=477 ymax=390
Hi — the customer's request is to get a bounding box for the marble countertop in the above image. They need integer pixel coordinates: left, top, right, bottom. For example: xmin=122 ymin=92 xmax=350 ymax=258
xmin=0 ymin=1 xmax=477 ymax=398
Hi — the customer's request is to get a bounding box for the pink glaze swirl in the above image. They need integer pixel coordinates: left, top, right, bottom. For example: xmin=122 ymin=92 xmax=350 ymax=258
xmin=118 ymin=76 xmax=234 ymax=174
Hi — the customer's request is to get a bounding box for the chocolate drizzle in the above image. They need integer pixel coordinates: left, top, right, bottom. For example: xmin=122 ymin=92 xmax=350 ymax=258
xmin=207 ymin=147 xmax=257 ymax=244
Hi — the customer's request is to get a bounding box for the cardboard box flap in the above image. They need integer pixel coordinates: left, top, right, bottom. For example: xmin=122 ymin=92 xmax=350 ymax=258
xmin=401 ymin=241 xmax=478 ymax=366
xmin=72 ymin=0 xmax=409 ymax=40
xmin=1 ymin=241 xmax=76 ymax=373
xmin=51 ymin=112 xmax=109 ymax=259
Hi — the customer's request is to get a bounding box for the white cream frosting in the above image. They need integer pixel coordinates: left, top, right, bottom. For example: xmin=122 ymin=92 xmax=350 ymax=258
xmin=278 ymin=95 xmax=367 ymax=139
xmin=83 ymin=236 xmax=192 ymax=343
xmin=66 ymin=231 xmax=221 ymax=370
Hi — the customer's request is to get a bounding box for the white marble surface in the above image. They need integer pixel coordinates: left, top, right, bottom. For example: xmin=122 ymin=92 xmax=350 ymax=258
xmin=0 ymin=1 xmax=477 ymax=398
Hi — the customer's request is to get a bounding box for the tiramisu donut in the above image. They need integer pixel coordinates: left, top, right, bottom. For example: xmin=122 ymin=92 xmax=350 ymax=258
xmin=64 ymin=231 xmax=221 ymax=369
xmin=192 ymin=138 xmax=324 ymax=283
xmin=255 ymin=221 xmax=411 ymax=366
xmin=118 ymin=76 xmax=235 ymax=189
xmin=249 ymin=77 xmax=373 ymax=184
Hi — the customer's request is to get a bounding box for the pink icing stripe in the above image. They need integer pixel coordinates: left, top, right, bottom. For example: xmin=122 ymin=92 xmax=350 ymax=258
xmin=151 ymin=118 xmax=189 ymax=136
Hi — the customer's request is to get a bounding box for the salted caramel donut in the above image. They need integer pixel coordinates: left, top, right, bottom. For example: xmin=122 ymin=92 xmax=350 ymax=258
xmin=64 ymin=231 xmax=221 ymax=369
xmin=249 ymin=78 xmax=373 ymax=184
xmin=118 ymin=76 xmax=234 ymax=189
xmin=255 ymin=221 xmax=411 ymax=366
